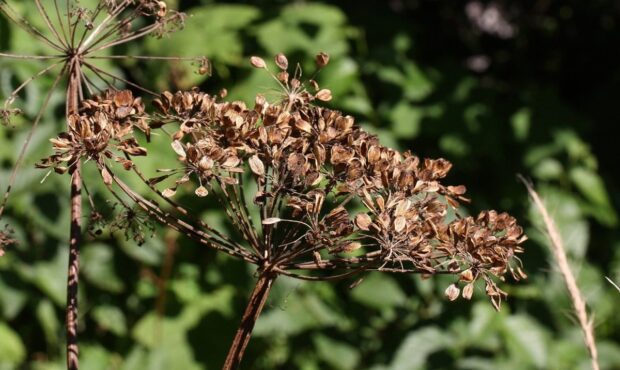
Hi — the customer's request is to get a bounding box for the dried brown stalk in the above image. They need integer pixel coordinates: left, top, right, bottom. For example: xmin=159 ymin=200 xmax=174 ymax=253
xmin=520 ymin=176 xmax=599 ymax=370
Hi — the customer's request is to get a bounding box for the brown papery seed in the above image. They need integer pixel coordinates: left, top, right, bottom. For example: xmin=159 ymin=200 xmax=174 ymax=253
xmin=250 ymin=56 xmax=267 ymax=69
xmin=275 ymin=53 xmax=289 ymax=70
xmin=445 ymin=284 xmax=460 ymax=301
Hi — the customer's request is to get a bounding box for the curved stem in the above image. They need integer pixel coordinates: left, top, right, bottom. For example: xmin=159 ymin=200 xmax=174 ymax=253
xmin=222 ymin=271 xmax=276 ymax=370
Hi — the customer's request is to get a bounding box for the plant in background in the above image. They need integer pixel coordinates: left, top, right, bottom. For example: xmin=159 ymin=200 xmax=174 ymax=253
xmin=39 ymin=52 xmax=527 ymax=369
xmin=0 ymin=1 xmax=207 ymax=369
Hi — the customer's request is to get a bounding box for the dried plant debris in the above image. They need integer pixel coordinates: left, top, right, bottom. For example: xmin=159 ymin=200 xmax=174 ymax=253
xmin=0 ymin=224 xmax=17 ymax=256
xmin=40 ymin=53 xmax=527 ymax=310
xmin=110 ymin=204 xmax=156 ymax=246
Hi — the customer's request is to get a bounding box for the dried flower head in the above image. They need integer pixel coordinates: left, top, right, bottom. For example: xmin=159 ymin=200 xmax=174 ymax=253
xmin=37 ymin=53 xmax=527 ymax=368
xmin=76 ymin=53 xmax=526 ymax=311
xmin=37 ymin=90 xmax=148 ymax=179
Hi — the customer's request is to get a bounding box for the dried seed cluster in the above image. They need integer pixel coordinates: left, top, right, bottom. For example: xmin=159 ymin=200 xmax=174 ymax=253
xmin=146 ymin=53 xmax=526 ymax=309
xmin=39 ymin=53 xmax=526 ymax=309
xmin=38 ymin=90 xmax=148 ymax=182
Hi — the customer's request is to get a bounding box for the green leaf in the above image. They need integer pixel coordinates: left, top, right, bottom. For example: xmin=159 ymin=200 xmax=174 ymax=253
xmin=314 ymin=335 xmax=360 ymax=370
xmin=254 ymin=289 xmax=342 ymax=337
xmin=511 ymin=108 xmax=531 ymax=141
xmin=389 ymin=326 xmax=451 ymax=370
xmin=144 ymin=4 xmax=261 ymax=88
xmin=351 ymin=273 xmax=406 ymax=310
xmin=0 ymin=322 xmax=25 ymax=364
xmin=502 ymin=315 xmax=548 ymax=368
xmin=256 ymin=3 xmax=349 ymax=57
xmin=389 ymin=102 xmax=423 ymax=139
xmin=15 ymin=247 xmax=67 ymax=305
xmin=36 ymin=300 xmax=59 ymax=347
xmin=569 ymin=167 xmax=618 ymax=226
xmin=92 ymin=305 xmax=127 ymax=336
xmin=82 ymin=243 xmax=124 ymax=293
xmin=0 ymin=278 xmax=27 ymax=319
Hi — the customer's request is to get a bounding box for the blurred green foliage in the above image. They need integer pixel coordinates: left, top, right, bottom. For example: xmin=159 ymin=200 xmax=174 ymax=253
xmin=2 ymin=1 xmax=620 ymax=369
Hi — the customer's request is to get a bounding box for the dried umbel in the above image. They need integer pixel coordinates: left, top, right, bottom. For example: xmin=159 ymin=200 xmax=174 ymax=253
xmin=40 ymin=53 xmax=526 ymax=369
xmin=37 ymin=90 xmax=148 ymax=181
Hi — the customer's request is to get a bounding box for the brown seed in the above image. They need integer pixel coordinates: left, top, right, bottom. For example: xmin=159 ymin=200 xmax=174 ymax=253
xmin=445 ymin=283 xmax=460 ymax=301
xmin=249 ymin=155 xmax=265 ymax=176
xmin=101 ymin=167 xmax=113 ymax=185
xmin=342 ymin=242 xmax=362 ymax=252
xmin=316 ymin=89 xmax=332 ymax=102
xmin=275 ymin=53 xmax=289 ymax=70
xmin=394 ymin=216 xmax=407 ymax=233
xmin=355 ymin=213 xmax=372 ymax=231
xmin=195 ymin=186 xmax=209 ymax=197
xmin=250 ymin=56 xmax=267 ymax=69
xmin=460 ymin=269 xmax=475 ymax=282
xmin=162 ymin=188 xmax=176 ymax=198
xmin=316 ymin=52 xmax=330 ymax=67
xmin=462 ymin=283 xmax=474 ymax=300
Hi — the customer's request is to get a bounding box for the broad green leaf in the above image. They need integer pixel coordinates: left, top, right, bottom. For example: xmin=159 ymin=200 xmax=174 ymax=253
xmin=15 ymin=247 xmax=67 ymax=305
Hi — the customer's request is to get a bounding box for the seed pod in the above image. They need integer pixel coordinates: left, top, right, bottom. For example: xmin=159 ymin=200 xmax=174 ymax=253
xmin=462 ymin=283 xmax=474 ymax=300
xmin=445 ymin=283 xmax=460 ymax=301
xmin=355 ymin=213 xmax=372 ymax=231
xmin=250 ymin=56 xmax=267 ymax=69
xmin=394 ymin=216 xmax=407 ymax=233
xmin=195 ymin=186 xmax=209 ymax=197
xmin=316 ymin=52 xmax=330 ymax=67
xmin=316 ymin=89 xmax=332 ymax=102
xmin=162 ymin=188 xmax=176 ymax=198
xmin=460 ymin=269 xmax=474 ymax=282
xmin=171 ymin=140 xmax=186 ymax=156
xmin=249 ymin=155 xmax=265 ymax=176
xmin=342 ymin=242 xmax=362 ymax=252
xmin=275 ymin=53 xmax=288 ymax=70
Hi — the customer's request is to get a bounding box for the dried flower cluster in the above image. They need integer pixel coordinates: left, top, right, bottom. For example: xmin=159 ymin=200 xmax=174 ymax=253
xmin=41 ymin=53 xmax=527 ymax=310
xmin=38 ymin=90 xmax=148 ymax=181
xmin=35 ymin=52 xmax=527 ymax=369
